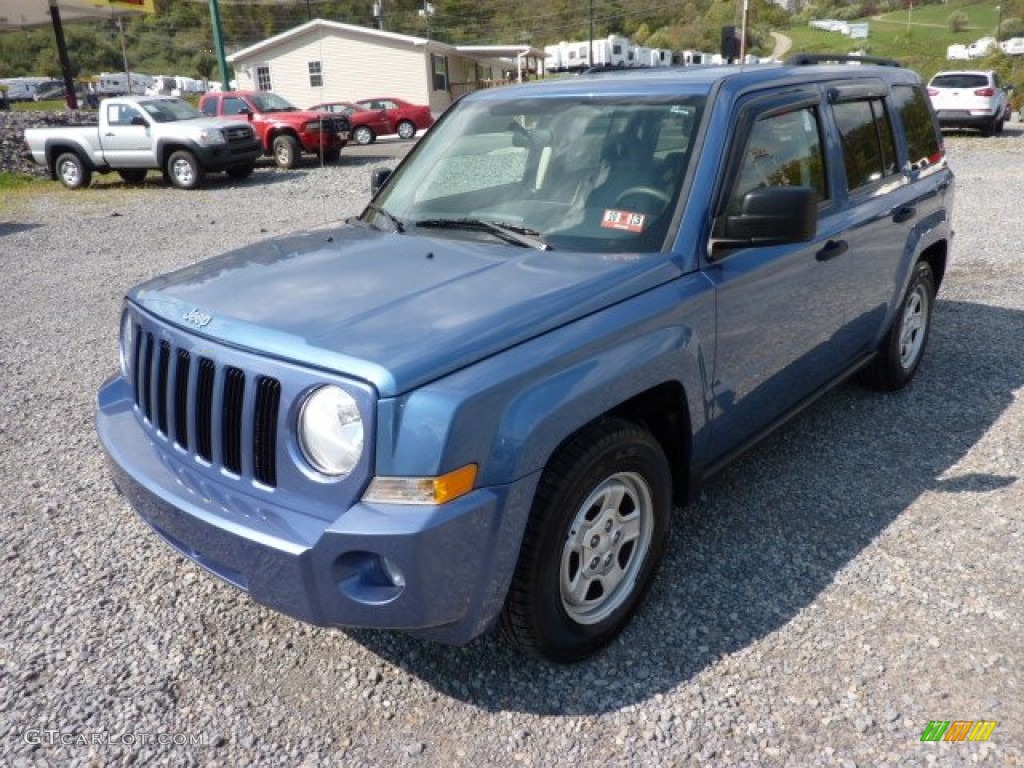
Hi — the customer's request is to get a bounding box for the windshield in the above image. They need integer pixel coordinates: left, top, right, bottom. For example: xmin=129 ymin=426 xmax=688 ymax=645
xmin=369 ymin=93 xmax=706 ymax=253
xmin=139 ymin=98 xmax=203 ymax=122
xmin=249 ymin=92 xmax=298 ymax=113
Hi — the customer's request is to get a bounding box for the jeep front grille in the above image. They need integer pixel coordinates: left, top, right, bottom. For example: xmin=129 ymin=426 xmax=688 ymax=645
xmin=130 ymin=328 xmax=280 ymax=487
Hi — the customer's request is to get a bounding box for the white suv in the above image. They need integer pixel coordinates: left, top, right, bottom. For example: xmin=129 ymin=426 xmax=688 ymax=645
xmin=927 ymin=70 xmax=1008 ymax=136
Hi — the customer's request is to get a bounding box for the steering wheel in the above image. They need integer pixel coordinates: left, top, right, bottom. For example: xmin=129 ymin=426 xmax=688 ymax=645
xmin=613 ymin=186 xmax=672 ymax=213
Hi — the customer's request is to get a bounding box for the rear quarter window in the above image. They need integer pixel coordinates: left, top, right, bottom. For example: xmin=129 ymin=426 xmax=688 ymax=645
xmin=832 ymin=98 xmax=898 ymax=192
xmin=891 ymin=85 xmax=942 ymax=168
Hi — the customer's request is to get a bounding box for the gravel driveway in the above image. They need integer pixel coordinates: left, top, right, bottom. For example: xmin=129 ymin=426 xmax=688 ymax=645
xmin=1 ymin=127 xmax=1021 ymax=767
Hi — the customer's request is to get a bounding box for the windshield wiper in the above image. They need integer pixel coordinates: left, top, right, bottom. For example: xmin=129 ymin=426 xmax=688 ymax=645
xmin=364 ymin=203 xmax=405 ymax=233
xmin=414 ymin=218 xmax=551 ymax=250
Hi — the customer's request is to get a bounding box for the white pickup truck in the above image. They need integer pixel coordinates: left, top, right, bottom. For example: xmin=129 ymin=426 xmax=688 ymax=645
xmin=23 ymin=96 xmax=263 ymax=190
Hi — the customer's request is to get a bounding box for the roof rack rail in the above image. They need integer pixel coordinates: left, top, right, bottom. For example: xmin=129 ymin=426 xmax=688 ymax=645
xmin=784 ymin=53 xmax=902 ymax=68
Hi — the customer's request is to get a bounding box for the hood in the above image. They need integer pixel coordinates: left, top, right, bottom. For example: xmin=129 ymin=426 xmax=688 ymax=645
xmin=129 ymin=224 xmax=681 ymax=397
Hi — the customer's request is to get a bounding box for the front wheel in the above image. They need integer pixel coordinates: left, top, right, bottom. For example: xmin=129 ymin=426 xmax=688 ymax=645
xmin=166 ymin=150 xmax=205 ymax=190
xmin=273 ymin=135 xmax=300 ymax=169
xmin=861 ymin=260 xmax=935 ymax=391
xmin=500 ymin=419 xmax=671 ymax=662
xmin=397 ymin=120 xmax=416 ymax=140
xmin=55 ymin=152 xmax=91 ymax=189
xmin=353 ymin=126 xmax=374 ymax=145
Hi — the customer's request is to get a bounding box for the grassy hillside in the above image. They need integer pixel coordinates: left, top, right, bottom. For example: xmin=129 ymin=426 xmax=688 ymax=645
xmin=781 ymin=0 xmax=1014 ymax=81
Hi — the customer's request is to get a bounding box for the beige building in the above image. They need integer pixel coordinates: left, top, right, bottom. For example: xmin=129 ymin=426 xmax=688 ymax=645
xmin=226 ymin=19 xmax=544 ymax=115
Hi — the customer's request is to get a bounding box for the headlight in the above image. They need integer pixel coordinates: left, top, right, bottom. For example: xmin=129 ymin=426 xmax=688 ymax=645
xmin=119 ymin=312 xmax=134 ymax=378
xmin=197 ymin=128 xmax=226 ymax=146
xmin=298 ymin=386 xmax=363 ymax=477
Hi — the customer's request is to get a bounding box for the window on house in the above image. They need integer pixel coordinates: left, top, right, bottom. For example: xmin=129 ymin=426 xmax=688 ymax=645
xmin=255 ymin=65 xmax=272 ymax=92
xmin=308 ymin=61 xmax=323 ymax=88
xmin=832 ymin=98 xmax=898 ymax=192
xmin=431 ymin=53 xmax=448 ymax=92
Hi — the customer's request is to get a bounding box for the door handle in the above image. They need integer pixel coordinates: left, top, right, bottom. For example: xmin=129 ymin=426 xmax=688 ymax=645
xmin=892 ymin=205 xmax=916 ymax=223
xmin=104 ymin=132 xmax=116 ymax=137
xmin=815 ymin=239 xmax=848 ymax=262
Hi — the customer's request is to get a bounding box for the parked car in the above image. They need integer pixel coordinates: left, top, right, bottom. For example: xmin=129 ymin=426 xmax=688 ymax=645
xmin=23 ymin=96 xmax=262 ymax=189
xmin=927 ymin=70 xmax=1009 ymax=135
xmin=354 ymin=97 xmax=434 ymax=139
xmin=198 ymin=91 xmax=350 ymax=168
xmin=97 ymin=54 xmax=954 ymax=662
xmin=308 ymin=101 xmax=392 ymax=145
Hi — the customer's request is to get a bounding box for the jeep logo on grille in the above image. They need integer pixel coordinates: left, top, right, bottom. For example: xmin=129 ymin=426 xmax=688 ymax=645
xmin=183 ymin=309 xmax=212 ymax=328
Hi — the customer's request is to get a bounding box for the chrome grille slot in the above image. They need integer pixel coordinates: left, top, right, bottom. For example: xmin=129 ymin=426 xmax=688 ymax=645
xmin=156 ymin=341 xmax=170 ymax=435
xmin=196 ymin=358 xmax=216 ymax=463
xmin=142 ymin=332 xmax=155 ymax=423
xmin=221 ymin=367 xmax=245 ymax=475
xmin=253 ymin=377 xmax=281 ymax=487
xmin=173 ymin=350 xmax=191 ymax=450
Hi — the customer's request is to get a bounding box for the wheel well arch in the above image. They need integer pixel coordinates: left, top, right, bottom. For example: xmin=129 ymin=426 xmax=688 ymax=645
xmin=157 ymin=142 xmax=192 ymax=167
xmin=555 ymin=381 xmax=694 ymax=507
xmin=269 ymin=127 xmax=300 ymax=144
xmin=47 ymin=143 xmax=90 ymax=174
xmin=918 ymin=239 xmax=948 ymax=291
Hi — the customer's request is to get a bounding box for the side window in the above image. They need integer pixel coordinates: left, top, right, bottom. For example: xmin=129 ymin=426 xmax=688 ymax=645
xmin=107 ymin=104 xmax=142 ymax=127
xmin=832 ymin=98 xmax=898 ymax=192
xmin=200 ymin=98 xmax=218 ymax=117
xmin=729 ymin=106 xmax=827 ymax=213
xmin=891 ymin=85 xmax=942 ymax=168
xmin=222 ymin=97 xmax=249 ymax=115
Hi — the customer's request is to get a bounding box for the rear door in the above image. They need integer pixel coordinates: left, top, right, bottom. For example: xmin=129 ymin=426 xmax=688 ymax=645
xmin=824 ymin=81 xmax=942 ymax=356
xmin=705 ymin=89 xmax=854 ymax=459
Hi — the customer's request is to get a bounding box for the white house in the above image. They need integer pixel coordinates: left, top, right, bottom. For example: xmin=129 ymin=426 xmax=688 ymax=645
xmin=226 ymin=19 xmax=542 ymax=114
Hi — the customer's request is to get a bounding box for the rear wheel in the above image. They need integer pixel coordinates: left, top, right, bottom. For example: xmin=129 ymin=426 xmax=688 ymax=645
xmin=117 ymin=168 xmax=147 ymax=184
xmin=500 ymin=418 xmax=671 ymax=662
xmin=55 ymin=152 xmax=91 ymax=189
xmin=397 ymin=120 xmax=416 ymax=140
xmin=862 ymin=260 xmax=935 ymax=391
xmin=320 ymin=147 xmax=341 ymax=163
xmin=273 ymin=135 xmax=300 ymax=169
xmin=166 ymin=150 xmax=205 ymax=190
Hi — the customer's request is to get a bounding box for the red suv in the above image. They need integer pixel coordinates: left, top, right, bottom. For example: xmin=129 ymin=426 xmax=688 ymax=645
xmin=199 ymin=91 xmax=350 ymax=168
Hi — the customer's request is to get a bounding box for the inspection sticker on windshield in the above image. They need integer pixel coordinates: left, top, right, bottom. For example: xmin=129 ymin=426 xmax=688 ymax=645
xmin=601 ymin=209 xmax=646 ymax=233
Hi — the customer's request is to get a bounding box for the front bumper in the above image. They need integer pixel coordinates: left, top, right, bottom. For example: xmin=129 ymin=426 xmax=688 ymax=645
xmin=193 ymin=138 xmax=263 ymax=171
xmin=96 ymin=374 xmax=537 ymax=644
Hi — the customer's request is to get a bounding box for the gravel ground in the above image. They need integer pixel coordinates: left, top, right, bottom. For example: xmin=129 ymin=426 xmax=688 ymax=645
xmin=1 ymin=127 xmax=1022 ymax=767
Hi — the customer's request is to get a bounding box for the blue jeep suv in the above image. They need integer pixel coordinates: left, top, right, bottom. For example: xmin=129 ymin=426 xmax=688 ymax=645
xmin=97 ymin=55 xmax=954 ymax=662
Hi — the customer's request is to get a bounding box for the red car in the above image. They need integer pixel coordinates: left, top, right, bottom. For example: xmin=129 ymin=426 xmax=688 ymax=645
xmin=355 ymin=97 xmax=434 ymax=139
xmin=309 ymin=101 xmax=392 ymax=146
xmin=199 ymin=91 xmax=349 ymax=168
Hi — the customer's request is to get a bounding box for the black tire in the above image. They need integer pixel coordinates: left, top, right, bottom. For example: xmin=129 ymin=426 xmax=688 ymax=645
xmin=117 ymin=168 xmax=148 ymax=184
xmin=862 ymin=260 xmax=935 ymax=391
xmin=165 ymin=150 xmax=205 ymax=190
xmin=321 ymin=147 xmax=341 ymax=163
xmin=397 ymin=120 xmax=416 ymax=140
xmin=273 ymin=135 xmax=300 ymax=169
xmin=353 ymin=126 xmax=374 ymax=145
xmin=500 ymin=418 xmax=671 ymax=662
xmin=55 ymin=152 xmax=91 ymax=189
xmin=226 ymin=162 xmax=255 ymax=180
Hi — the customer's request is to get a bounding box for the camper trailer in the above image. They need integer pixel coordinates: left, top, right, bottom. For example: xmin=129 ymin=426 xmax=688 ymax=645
xmin=97 ymin=72 xmax=153 ymax=96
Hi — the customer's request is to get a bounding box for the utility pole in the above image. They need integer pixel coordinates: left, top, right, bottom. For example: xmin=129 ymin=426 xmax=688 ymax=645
xmin=208 ymin=0 xmax=231 ymax=90
xmin=588 ymin=0 xmax=594 ymax=68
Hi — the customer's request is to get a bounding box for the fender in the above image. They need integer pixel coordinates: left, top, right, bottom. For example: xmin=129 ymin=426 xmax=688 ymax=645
xmin=375 ymin=272 xmax=717 ymax=488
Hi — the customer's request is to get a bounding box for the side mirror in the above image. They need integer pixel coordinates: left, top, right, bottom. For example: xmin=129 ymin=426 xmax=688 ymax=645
xmin=717 ymin=186 xmax=817 ymax=248
xmin=370 ymin=168 xmax=392 ymax=195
